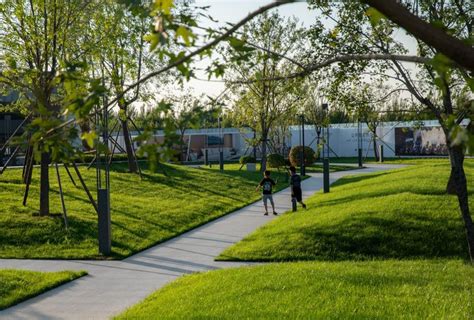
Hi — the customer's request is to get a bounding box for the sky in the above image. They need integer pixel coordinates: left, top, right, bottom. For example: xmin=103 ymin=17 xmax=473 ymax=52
xmin=175 ymin=0 xmax=418 ymax=100
xmin=183 ymin=0 xmax=319 ymax=98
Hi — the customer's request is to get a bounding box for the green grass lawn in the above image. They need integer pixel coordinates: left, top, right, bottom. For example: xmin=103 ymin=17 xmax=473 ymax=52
xmin=116 ymin=260 xmax=474 ymax=319
xmin=218 ymin=160 xmax=473 ymax=261
xmin=0 ymin=163 xmax=288 ymax=259
xmin=116 ymin=159 xmax=474 ymax=319
xmin=0 ymin=269 xmax=86 ymax=310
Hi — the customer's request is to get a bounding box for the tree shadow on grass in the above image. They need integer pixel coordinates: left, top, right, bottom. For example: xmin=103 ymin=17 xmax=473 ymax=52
xmin=0 ymin=215 xmax=97 ymax=247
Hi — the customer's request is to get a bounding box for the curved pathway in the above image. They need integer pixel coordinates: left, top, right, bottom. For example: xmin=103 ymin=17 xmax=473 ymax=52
xmin=0 ymin=164 xmax=403 ymax=319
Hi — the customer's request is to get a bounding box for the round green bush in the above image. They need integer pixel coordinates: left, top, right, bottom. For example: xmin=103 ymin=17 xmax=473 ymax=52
xmin=239 ymin=155 xmax=256 ymax=164
xmin=289 ymin=146 xmax=316 ymax=167
xmin=266 ymin=153 xmax=286 ymax=169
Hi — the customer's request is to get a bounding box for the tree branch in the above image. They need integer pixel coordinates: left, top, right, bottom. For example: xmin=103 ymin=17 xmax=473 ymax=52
xmin=230 ymin=54 xmax=431 ymax=83
xmin=362 ymin=0 xmax=474 ymax=72
xmin=43 ymin=0 xmax=294 ymax=137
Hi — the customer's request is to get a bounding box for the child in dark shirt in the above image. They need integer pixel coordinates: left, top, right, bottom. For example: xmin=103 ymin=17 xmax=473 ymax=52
xmin=256 ymin=170 xmax=278 ymax=216
xmin=289 ymin=166 xmax=307 ymax=211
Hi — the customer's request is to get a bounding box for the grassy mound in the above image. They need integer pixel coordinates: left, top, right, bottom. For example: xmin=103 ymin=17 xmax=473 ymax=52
xmin=0 ymin=269 xmax=86 ymax=310
xmin=218 ymin=161 xmax=473 ymax=261
xmin=116 ymin=260 xmax=474 ymax=319
xmin=0 ymin=163 xmax=287 ymax=259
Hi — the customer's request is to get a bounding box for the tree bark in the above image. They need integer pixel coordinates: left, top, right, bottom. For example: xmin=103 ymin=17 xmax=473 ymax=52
xmin=446 ymin=169 xmax=457 ymax=195
xmin=362 ymin=0 xmax=474 ymax=71
xmin=372 ymin=135 xmax=379 ymax=162
xmin=448 ymin=145 xmax=474 ymax=261
xmin=120 ymin=118 xmax=138 ymax=173
xmin=260 ymin=135 xmax=268 ymax=172
xmin=39 ymin=152 xmax=50 ymax=216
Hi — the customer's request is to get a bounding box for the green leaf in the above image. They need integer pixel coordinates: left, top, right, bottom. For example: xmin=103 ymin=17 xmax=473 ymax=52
xmin=366 ymin=7 xmax=385 ymax=26
xmin=81 ymin=131 xmax=97 ymax=149
xmin=154 ymin=0 xmax=174 ymax=15
xmin=176 ymin=25 xmax=193 ymax=46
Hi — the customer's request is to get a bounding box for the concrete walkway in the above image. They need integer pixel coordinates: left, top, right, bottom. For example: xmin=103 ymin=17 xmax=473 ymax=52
xmin=0 ymin=164 xmax=403 ymax=320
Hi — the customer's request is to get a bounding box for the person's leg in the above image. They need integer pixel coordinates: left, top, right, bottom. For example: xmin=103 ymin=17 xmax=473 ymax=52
xmin=263 ymin=195 xmax=269 ymax=215
xmin=296 ymin=188 xmax=306 ymax=209
xmin=270 ymin=196 xmax=277 ymax=215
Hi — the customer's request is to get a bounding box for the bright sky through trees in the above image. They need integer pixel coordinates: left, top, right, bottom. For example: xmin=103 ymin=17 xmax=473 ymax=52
xmin=183 ymin=0 xmax=417 ymax=98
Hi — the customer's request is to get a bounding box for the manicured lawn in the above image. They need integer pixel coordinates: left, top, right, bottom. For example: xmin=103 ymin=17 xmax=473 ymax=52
xmin=0 ymin=269 xmax=86 ymax=310
xmin=116 ymin=260 xmax=474 ymax=319
xmin=116 ymin=159 xmax=474 ymax=319
xmin=0 ymin=163 xmax=288 ymax=259
xmin=218 ymin=160 xmax=473 ymax=261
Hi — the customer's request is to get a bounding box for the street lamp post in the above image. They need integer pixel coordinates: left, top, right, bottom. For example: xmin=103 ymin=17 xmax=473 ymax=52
xmin=300 ymin=114 xmax=305 ymax=176
xmin=218 ymin=116 xmax=224 ymax=171
xmin=322 ymin=103 xmax=330 ymax=193
xmin=357 ymin=119 xmax=363 ymax=168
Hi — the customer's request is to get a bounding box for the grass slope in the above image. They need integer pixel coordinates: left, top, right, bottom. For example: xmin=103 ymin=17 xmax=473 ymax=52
xmin=0 ymin=269 xmax=86 ymax=310
xmin=0 ymin=163 xmax=287 ymax=259
xmin=116 ymin=160 xmax=474 ymax=319
xmin=116 ymin=260 xmax=474 ymax=319
xmin=218 ymin=161 xmax=473 ymax=261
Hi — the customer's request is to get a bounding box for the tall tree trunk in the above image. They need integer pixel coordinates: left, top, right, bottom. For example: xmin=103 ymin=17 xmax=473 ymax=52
xmin=372 ymin=135 xmax=379 ymax=162
xmin=447 ymin=120 xmax=473 ymax=195
xmin=39 ymin=152 xmax=50 ymax=216
xmin=120 ymin=118 xmax=138 ymax=173
xmin=446 ymin=169 xmax=457 ymax=194
xmin=261 ymin=134 xmax=267 ymax=172
xmin=448 ymin=145 xmax=474 ymax=261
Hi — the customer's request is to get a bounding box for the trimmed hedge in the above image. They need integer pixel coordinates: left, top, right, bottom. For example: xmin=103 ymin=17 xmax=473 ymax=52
xmin=289 ymin=146 xmax=316 ymax=167
xmin=267 ymin=153 xmax=285 ymax=169
xmin=239 ymin=155 xmax=256 ymax=164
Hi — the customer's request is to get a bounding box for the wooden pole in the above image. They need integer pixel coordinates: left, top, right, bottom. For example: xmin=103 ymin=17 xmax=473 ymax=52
xmin=55 ymin=163 xmax=69 ymax=229
xmin=0 ymin=145 xmax=21 ymax=174
xmin=23 ymin=152 xmax=34 ymax=206
xmin=64 ymin=163 xmax=77 ymax=187
xmin=72 ymin=161 xmax=98 ymax=214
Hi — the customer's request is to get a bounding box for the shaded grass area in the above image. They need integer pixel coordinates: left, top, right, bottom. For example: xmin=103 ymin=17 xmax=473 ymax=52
xmin=218 ymin=160 xmax=474 ymax=261
xmin=116 ymin=260 xmax=474 ymax=319
xmin=0 ymin=163 xmax=288 ymax=259
xmin=205 ymin=162 xmax=356 ymax=174
xmin=0 ymin=269 xmax=86 ymax=310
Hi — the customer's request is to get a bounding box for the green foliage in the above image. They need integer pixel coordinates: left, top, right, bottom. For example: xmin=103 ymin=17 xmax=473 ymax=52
xmin=288 ymin=146 xmax=316 ymax=167
xmin=239 ymin=155 xmax=256 ymax=164
xmin=266 ymin=153 xmax=285 ymax=169
xmin=116 ymin=260 xmax=474 ymax=319
xmin=0 ymin=270 xmax=86 ymax=310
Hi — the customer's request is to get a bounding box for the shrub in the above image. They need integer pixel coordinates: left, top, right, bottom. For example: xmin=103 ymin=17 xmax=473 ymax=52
xmin=266 ymin=153 xmax=286 ymax=169
xmin=239 ymin=155 xmax=256 ymax=164
xmin=289 ymin=146 xmax=316 ymax=167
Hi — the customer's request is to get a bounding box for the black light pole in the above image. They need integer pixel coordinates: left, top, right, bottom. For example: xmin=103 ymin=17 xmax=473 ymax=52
xmin=218 ymin=116 xmax=224 ymax=171
xmin=322 ymin=103 xmax=330 ymax=193
xmin=357 ymin=119 xmax=363 ymax=168
xmin=96 ymin=98 xmax=111 ymax=256
xmin=300 ymin=114 xmax=305 ymax=176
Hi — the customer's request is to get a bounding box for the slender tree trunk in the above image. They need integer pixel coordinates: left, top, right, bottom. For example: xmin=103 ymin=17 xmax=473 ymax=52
xmin=261 ymin=134 xmax=268 ymax=172
xmin=447 ymin=120 xmax=473 ymax=195
xmin=446 ymin=169 xmax=457 ymax=194
xmin=448 ymin=145 xmax=474 ymax=262
xmin=372 ymin=135 xmax=379 ymax=162
xmin=39 ymin=152 xmax=50 ymax=216
xmin=120 ymin=118 xmax=138 ymax=173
